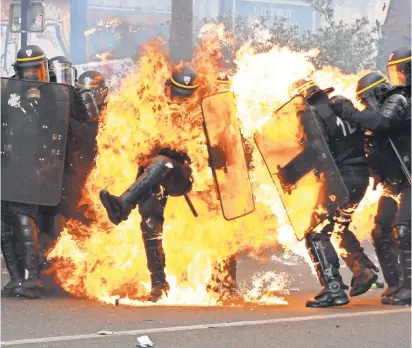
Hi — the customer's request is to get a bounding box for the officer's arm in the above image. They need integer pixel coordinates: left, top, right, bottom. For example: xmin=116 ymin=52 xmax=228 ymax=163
xmin=73 ymin=88 xmax=100 ymax=123
xmin=350 ymin=109 xmax=391 ymax=131
xmin=379 ymin=93 xmax=408 ymax=124
xmin=68 ymin=118 xmax=97 ymax=143
xmin=329 ymin=96 xmax=390 ymax=131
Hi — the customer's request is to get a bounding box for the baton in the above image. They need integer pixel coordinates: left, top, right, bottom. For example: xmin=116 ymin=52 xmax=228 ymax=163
xmin=389 ymin=138 xmax=411 ymax=185
xmin=184 ymin=194 xmax=198 ymax=217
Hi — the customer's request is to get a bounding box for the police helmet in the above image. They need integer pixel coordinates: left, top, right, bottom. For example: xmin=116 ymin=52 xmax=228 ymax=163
xmin=13 ymin=45 xmax=49 ymax=82
xmin=289 ymin=77 xmax=334 ymax=100
xmin=386 ymin=47 xmax=411 ymax=87
xmin=77 ymin=70 xmax=108 ymax=110
xmin=356 ymin=71 xmax=392 ymax=110
xmin=49 ymin=56 xmax=76 ymax=86
xmin=168 ymin=66 xmax=198 ymax=98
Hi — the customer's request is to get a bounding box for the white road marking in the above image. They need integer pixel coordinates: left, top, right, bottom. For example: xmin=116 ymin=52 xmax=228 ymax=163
xmin=1 ymin=308 xmax=410 ymax=346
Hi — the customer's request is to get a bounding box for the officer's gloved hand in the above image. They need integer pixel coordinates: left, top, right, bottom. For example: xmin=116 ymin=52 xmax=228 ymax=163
xmin=329 ymin=96 xmax=357 ymax=121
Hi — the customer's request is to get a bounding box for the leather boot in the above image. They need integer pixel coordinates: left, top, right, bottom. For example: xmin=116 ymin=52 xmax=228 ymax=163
xmin=13 ymin=215 xmax=43 ymax=299
xmin=100 ymin=157 xmax=173 ymax=225
xmin=306 ymin=238 xmax=349 ymax=308
xmin=371 ymin=225 xmax=402 ymax=303
xmin=1 ymin=221 xmax=22 ymax=297
xmin=144 ymin=239 xmax=169 ymax=302
xmin=387 ymin=225 xmax=411 ymax=306
xmin=387 ymin=250 xmax=411 ymax=305
xmin=348 ymin=252 xmax=379 ymax=297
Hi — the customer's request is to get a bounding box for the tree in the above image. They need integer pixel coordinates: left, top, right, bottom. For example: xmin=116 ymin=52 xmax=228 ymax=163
xmin=169 ymin=0 xmax=193 ymax=64
xmin=213 ymin=0 xmax=383 ymax=74
xmin=376 ymin=0 xmax=412 ymax=71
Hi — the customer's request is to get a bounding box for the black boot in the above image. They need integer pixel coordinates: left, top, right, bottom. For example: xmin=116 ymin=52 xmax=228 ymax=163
xmin=100 ymin=157 xmax=173 ymax=225
xmin=144 ymin=239 xmax=169 ymax=302
xmin=347 ymin=252 xmax=379 ymax=297
xmin=306 ymin=237 xmax=349 ymax=308
xmin=13 ymin=215 xmax=43 ymax=299
xmin=371 ymin=225 xmax=402 ymax=303
xmin=387 ymin=225 xmax=411 ymax=306
xmin=387 ymin=251 xmax=411 ymax=305
xmin=1 ymin=221 xmax=22 ymax=297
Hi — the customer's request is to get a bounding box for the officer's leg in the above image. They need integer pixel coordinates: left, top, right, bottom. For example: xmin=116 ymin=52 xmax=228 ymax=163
xmin=389 ymin=185 xmax=411 ymax=305
xmin=1 ymin=216 xmax=22 ymax=297
xmin=219 ymin=254 xmax=244 ymax=302
xmin=305 ymin=228 xmax=349 ymax=308
xmin=334 ymin=169 xmax=378 ymax=296
xmin=371 ymin=193 xmax=401 ymax=303
xmin=334 ymin=204 xmax=379 ymax=297
xmin=13 ymin=214 xmax=43 ymax=299
xmin=139 ymin=186 xmax=169 ymax=302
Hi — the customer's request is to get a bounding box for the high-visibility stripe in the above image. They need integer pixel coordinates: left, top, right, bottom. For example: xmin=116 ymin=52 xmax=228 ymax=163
xmin=170 ymin=76 xmax=199 ymax=89
xmin=387 ymin=56 xmax=411 ymax=66
xmin=16 ymin=54 xmax=45 ymax=62
xmin=356 ymin=77 xmax=388 ymax=95
xmin=297 ymin=80 xmax=317 ymax=93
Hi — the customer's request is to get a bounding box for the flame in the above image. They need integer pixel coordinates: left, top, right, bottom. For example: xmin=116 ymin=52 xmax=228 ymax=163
xmin=48 ymin=24 xmax=381 ymax=306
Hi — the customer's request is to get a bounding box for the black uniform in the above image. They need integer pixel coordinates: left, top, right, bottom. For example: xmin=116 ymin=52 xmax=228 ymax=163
xmin=1 ymin=45 xmax=49 ymax=299
xmin=99 ymin=67 xmax=198 ymax=302
xmin=39 ymin=57 xmax=99 ymax=242
xmin=289 ymin=78 xmax=378 ymax=308
xmin=100 ymin=149 xmax=193 ymax=302
xmin=334 ymin=70 xmax=411 ymax=305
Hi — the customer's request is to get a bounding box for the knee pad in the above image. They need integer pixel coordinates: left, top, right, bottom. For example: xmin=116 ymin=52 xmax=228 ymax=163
xmin=141 ymin=217 xmax=163 ymax=241
xmin=371 ymin=223 xmax=392 ymax=248
xmin=393 ymin=224 xmax=411 ymax=251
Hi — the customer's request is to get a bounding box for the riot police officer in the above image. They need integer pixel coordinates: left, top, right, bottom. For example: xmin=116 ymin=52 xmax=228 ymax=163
xmin=99 ymin=66 xmax=198 ymax=302
xmin=1 ymin=45 xmax=48 ymax=299
xmin=40 ymin=56 xmax=100 ymax=241
xmin=334 ymin=66 xmax=410 ymax=305
xmin=77 ymin=70 xmax=109 ymax=113
xmin=289 ymin=78 xmax=379 ymax=308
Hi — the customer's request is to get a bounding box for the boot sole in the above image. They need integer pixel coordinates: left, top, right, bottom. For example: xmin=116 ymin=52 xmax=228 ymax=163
xmin=350 ymin=274 xmax=378 ymax=297
xmin=14 ymin=287 xmax=42 ymax=299
xmin=306 ymin=298 xmax=350 ymax=308
xmin=1 ymin=288 xmax=19 ymax=298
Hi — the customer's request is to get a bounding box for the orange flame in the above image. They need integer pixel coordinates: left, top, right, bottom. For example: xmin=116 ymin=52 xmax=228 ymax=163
xmin=48 ymin=25 xmax=380 ymax=306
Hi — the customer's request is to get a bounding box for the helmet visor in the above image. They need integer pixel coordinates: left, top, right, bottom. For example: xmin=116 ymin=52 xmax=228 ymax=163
xmin=51 ymin=62 xmax=75 ymax=86
xmin=386 ymin=64 xmax=406 ymax=86
xmin=17 ymin=60 xmax=48 ymax=82
xmin=359 ymin=93 xmax=380 ymax=111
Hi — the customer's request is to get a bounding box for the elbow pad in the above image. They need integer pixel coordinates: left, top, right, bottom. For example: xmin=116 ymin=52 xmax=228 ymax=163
xmin=74 ymin=88 xmax=100 ymax=123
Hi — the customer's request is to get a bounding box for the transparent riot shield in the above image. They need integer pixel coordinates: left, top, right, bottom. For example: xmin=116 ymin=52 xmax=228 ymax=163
xmin=1 ymin=77 xmax=71 ymax=205
xmin=254 ymin=96 xmax=349 ymax=240
xmin=201 ymin=91 xmax=255 ymax=220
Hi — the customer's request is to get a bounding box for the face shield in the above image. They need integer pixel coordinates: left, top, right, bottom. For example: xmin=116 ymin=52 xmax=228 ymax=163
xmin=16 ymin=60 xmax=49 ymax=82
xmin=358 ymin=93 xmax=380 ymax=111
xmin=50 ymin=61 xmax=75 ymax=86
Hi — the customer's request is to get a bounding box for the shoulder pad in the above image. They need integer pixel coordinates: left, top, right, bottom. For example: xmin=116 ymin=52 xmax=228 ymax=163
xmin=73 ymin=87 xmax=99 ymax=122
xmin=380 ymin=93 xmax=408 ymax=122
xmin=379 ymin=86 xmax=405 ymax=103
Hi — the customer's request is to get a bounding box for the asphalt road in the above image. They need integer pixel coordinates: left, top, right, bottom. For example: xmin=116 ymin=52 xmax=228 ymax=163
xmin=1 ymin=254 xmax=411 ymax=348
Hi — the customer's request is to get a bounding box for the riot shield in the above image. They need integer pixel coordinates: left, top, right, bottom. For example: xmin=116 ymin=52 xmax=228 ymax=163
xmin=254 ymin=95 xmax=349 ymax=240
xmin=1 ymin=77 xmax=71 ymax=206
xmin=201 ymin=91 xmax=255 ymax=220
